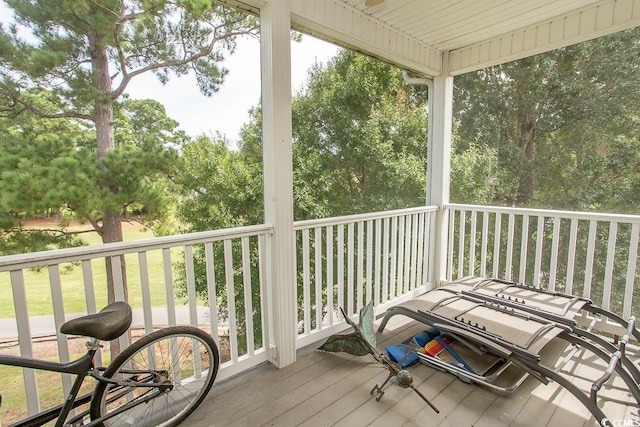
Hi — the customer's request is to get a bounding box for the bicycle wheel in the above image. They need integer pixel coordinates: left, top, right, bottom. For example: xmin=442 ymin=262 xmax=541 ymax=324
xmin=90 ymin=326 xmax=219 ymax=427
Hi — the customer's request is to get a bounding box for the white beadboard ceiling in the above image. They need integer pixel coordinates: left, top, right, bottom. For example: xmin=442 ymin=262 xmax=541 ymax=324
xmin=224 ymin=0 xmax=640 ymax=76
xmin=347 ymin=0 xmax=600 ymax=51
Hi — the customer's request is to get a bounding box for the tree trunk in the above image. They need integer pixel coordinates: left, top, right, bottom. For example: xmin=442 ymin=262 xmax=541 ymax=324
xmin=103 ymin=209 xmax=128 ymax=303
xmin=515 ymin=111 xmax=537 ymax=205
xmin=89 ymin=29 xmax=129 ymax=355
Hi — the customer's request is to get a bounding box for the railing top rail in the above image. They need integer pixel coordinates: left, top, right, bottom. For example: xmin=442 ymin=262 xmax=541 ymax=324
xmin=0 ymin=224 xmax=273 ymax=271
xmin=446 ymin=203 xmax=640 ymax=224
xmin=293 ymin=205 xmax=439 ymax=230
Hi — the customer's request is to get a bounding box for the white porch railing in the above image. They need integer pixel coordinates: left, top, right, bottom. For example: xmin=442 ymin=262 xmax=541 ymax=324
xmin=446 ymin=203 xmax=640 ymax=323
xmin=5 ymin=203 xmax=638 ymax=419
xmin=0 ymin=206 xmax=438 ymax=419
xmin=0 ymin=224 xmax=274 ymax=417
xmin=294 ymin=206 xmax=439 ymax=348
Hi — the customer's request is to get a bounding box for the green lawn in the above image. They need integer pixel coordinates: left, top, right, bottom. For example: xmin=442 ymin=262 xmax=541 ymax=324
xmin=0 ymin=223 xmax=184 ymax=318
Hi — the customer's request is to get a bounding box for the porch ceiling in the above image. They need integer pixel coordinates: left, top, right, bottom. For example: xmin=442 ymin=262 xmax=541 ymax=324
xmin=226 ymin=0 xmax=640 ymax=76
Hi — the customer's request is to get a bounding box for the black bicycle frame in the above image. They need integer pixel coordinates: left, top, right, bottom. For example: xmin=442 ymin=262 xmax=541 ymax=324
xmin=1 ymin=343 xmax=175 ymax=427
xmin=0 ymin=345 xmax=98 ymax=427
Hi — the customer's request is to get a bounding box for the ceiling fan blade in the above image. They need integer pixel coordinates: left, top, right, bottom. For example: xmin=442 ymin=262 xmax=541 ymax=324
xmin=365 ymin=0 xmax=384 ymax=6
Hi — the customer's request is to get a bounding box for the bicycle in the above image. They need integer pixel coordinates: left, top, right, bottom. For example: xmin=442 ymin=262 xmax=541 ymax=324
xmin=0 ymin=301 xmax=219 ymax=427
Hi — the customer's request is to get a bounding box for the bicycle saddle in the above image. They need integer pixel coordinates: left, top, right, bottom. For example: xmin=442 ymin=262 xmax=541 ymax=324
xmin=60 ymin=302 xmax=132 ymax=341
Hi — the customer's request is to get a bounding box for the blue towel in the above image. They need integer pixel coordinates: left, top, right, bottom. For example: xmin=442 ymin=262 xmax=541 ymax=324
xmin=386 ymin=345 xmax=418 ymax=367
xmin=386 ymin=327 xmax=442 ymax=368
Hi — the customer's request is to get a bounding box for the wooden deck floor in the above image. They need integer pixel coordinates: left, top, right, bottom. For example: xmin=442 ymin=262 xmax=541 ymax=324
xmin=187 ymin=316 xmax=639 ymax=427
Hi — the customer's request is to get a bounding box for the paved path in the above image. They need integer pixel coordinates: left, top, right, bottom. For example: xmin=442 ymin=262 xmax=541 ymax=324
xmin=0 ymin=306 xmax=212 ymax=340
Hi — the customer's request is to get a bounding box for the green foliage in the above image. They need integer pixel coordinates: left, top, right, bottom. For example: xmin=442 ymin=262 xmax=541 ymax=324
xmin=176 ymin=135 xmax=263 ymax=232
xmin=453 ymin=28 xmax=640 ymax=213
xmin=0 ymin=97 xmax=180 ymax=254
xmin=451 ymin=29 xmax=640 ymax=316
xmin=292 ymin=50 xmax=428 ymax=219
xmin=450 ymin=141 xmax=503 ymax=205
xmin=0 ymin=0 xmax=257 ymax=260
xmin=174 ymin=50 xmax=431 ymax=341
xmin=0 ymin=0 xmax=258 ymax=259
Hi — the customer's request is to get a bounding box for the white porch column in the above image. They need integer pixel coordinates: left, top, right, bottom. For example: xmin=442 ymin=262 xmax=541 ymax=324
xmin=427 ymin=67 xmax=454 ymax=286
xmin=260 ymin=0 xmax=297 ymax=368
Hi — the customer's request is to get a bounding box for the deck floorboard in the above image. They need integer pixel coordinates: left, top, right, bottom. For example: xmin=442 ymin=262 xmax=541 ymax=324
xmin=188 ymin=316 xmax=639 ymax=426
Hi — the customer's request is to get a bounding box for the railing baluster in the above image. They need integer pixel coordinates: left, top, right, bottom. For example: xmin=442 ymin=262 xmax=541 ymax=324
xmin=10 ymin=270 xmax=39 ymax=415
xmin=492 ymin=212 xmax=502 ymax=278
xmin=258 ymin=234 xmax=270 ymax=350
xmin=204 ymin=244 xmax=222 ymax=342
xmin=534 ymin=216 xmax=545 ymax=287
xmin=204 ymin=242 xmax=220 ymax=344
xmin=185 ymin=245 xmax=198 ymax=326
xmin=415 ymin=213 xmax=424 ymax=289
xmin=185 ymin=245 xmax=203 ymax=376
xmin=623 ymin=224 xmax=639 ymax=319
xmin=390 ymin=217 xmax=398 ymax=300
xmin=457 ymin=210 xmax=466 ymax=279
xmin=162 ymin=248 xmax=177 ymax=327
xmin=111 ymin=255 xmax=130 ymax=352
xmin=302 ymin=229 xmax=311 ymax=334
xmin=480 ymin=212 xmax=489 ymax=277
xmin=402 ymin=214 xmax=411 ymax=293
xmin=138 ymin=252 xmax=154 ymax=335
xmin=241 ymin=237 xmax=255 ymax=354
xmin=469 ymin=211 xmax=477 ymax=277
xmin=382 ymin=217 xmax=390 ymax=303
xmin=82 ymin=260 xmax=97 ymax=314
xmin=566 ymin=219 xmax=579 ymax=295
xmin=357 ymin=222 xmax=364 ymax=311
xmin=584 ymin=220 xmax=598 ymax=299
xmin=326 ymin=225 xmax=334 ymax=325
xmin=48 ymin=264 xmax=72 ymax=398
xmin=337 ymin=225 xmax=345 ymax=318
xmin=110 ymin=255 xmax=126 ymax=302
xmin=82 ymin=259 xmax=101 ymax=367
xmin=397 ymin=216 xmax=405 ymax=295
xmin=223 ymin=240 xmax=238 ymax=362
xmin=549 ymin=218 xmax=561 ymax=291
xmin=422 ymin=212 xmax=436 ymax=285
xmin=408 ymin=214 xmax=416 ymax=290
xmin=447 ymin=209 xmax=455 ymax=280
xmin=315 ymin=227 xmax=323 ymax=329
xmin=505 ymin=214 xmax=515 ymax=281
xmin=519 ymin=215 xmax=529 ymax=283
xmin=347 ymin=223 xmax=355 ymax=316
xmin=374 ymin=219 xmax=382 ymax=304
xmin=411 ymin=214 xmax=418 ymax=289
xmin=603 ymin=222 xmax=618 ymax=310
xmin=366 ymin=220 xmax=373 ymax=304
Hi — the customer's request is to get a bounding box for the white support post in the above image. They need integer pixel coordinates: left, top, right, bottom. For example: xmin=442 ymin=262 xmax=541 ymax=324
xmin=427 ymin=65 xmax=454 ymax=286
xmin=260 ymin=0 xmax=297 ymax=368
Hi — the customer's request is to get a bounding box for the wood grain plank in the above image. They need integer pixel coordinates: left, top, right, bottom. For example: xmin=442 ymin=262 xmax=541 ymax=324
xmin=368 ymin=370 xmax=456 ymax=427
xmin=186 ymin=319 xmax=639 ymax=427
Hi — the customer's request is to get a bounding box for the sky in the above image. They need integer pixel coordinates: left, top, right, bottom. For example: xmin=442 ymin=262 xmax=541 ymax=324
xmin=125 ymin=35 xmax=340 ymax=140
xmin=0 ymin=2 xmax=340 ymax=140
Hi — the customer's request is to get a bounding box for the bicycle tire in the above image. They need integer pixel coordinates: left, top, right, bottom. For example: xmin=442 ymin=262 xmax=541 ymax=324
xmin=89 ymin=325 xmax=219 ymax=427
